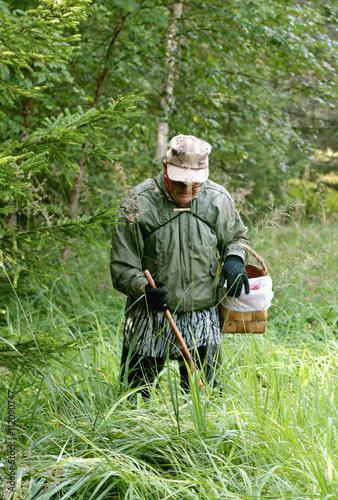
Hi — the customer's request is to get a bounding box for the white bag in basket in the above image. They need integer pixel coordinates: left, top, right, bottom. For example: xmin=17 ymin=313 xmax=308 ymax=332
xmin=220 ymin=275 xmax=273 ymax=312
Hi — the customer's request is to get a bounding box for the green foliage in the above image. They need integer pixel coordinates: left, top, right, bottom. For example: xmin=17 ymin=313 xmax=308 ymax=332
xmin=2 ymin=1 xmax=338 ymax=213
xmin=288 ymin=178 xmax=338 ymax=217
xmin=168 ymin=1 xmax=338 ymax=204
xmin=0 ymin=0 xmax=143 ymax=364
xmin=0 ymin=0 xmax=90 ymax=106
xmin=0 ymin=0 xmax=142 ymax=271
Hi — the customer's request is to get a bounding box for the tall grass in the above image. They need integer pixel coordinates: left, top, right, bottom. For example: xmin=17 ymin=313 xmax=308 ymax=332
xmin=1 ymin=219 xmax=337 ymax=499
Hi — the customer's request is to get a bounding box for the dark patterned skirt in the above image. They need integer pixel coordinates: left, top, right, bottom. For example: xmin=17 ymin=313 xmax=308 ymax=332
xmin=123 ymin=301 xmax=221 ymax=359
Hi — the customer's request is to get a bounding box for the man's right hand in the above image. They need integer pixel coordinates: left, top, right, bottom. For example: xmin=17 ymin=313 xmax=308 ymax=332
xmin=145 ymin=280 xmax=169 ymax=311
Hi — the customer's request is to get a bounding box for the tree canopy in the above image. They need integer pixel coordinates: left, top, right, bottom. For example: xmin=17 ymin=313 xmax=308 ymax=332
xmin=29 ymin=1 xmax=338 ymax=207
xmin=0 ymin=0 xmax=337 ymax=294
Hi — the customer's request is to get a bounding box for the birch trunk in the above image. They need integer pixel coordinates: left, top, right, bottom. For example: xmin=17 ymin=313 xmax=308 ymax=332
xmin=155 ymin=3 xmax=182 ymax=161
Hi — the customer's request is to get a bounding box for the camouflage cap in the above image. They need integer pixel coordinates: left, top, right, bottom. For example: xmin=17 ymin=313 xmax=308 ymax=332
xmin=166 ymin=134 xmax=211 ymax=184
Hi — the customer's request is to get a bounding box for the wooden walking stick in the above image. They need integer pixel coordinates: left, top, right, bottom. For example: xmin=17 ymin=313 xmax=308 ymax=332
xmin=144 ymin=270 xmax=204 ymax=390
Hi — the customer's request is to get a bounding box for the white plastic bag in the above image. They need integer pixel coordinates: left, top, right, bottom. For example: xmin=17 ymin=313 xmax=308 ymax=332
xmin=220 ymin=275 xmax=273 ymax=312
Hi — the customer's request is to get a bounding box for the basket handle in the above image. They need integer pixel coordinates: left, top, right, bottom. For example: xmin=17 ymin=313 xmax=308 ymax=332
xmin=241 ymin=245 xmax=269 ymax=276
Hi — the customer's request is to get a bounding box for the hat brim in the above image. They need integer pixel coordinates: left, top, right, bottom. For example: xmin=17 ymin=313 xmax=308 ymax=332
xmin=167 ymin=164 xmax=209 ymax=184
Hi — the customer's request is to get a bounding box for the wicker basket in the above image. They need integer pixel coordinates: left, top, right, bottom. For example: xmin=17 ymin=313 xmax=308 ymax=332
xmin=219 ymin=246 xmax=269 ymax=334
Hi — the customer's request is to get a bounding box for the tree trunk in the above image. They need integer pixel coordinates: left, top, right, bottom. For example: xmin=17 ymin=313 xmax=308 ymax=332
xmin=69 ymin=12 xmax=127 ymax=222
xmin=92 ymin=13 xmax=126 ymax=109
xmin=155 ymin=3 xmax=182 ymax=162
xmin=64 ymin=13 xmax=126 ymax=263
xmin=69 ymin=145 xmax=88 ymax=220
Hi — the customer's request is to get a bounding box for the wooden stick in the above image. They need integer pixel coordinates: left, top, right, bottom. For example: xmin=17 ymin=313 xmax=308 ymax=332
xmin=144 ymin=270 xmax=203 ymax=390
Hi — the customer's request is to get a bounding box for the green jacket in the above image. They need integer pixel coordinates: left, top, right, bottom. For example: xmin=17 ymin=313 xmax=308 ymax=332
xmin=110 ymin=170 xmax=249 ymax=313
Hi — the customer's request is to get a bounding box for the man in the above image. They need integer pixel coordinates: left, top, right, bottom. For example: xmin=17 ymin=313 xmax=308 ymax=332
xmin=110 ymin=134 xmax=250 ymax=394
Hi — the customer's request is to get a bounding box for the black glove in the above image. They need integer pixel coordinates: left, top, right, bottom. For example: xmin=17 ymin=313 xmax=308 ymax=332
xmin=218 ymin=255 xmax=250 ymax=297
xmin=145 ymin=280 xmax=169 ymax=311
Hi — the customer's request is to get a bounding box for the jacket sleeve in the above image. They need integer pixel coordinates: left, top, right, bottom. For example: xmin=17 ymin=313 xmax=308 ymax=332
xmin=216 ymin=195 xmax=249 ymax=265
xmin=110 ymin=197 xmax=148 ymax=299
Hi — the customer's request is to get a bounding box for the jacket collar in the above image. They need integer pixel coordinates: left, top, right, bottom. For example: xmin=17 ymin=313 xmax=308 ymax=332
xmin=154 ymin=170 xmax=171 ymax=200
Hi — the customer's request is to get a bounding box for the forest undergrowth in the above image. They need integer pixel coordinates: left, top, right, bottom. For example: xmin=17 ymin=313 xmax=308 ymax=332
xmin=1 ymin=216 xmax=338 ymax=499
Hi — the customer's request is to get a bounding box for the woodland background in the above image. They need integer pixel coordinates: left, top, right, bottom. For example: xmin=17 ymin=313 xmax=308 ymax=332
xmin=1 ymin=1 xmax=338 ymax=498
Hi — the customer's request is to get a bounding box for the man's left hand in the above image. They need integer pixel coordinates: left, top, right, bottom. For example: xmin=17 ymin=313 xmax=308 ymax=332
xmin=218 ymin=255 xmax=250 ymax=297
